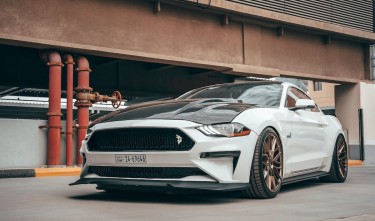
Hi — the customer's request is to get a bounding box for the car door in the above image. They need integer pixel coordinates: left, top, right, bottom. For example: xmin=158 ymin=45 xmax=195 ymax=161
xmin=285 ymin=87 xmax=327 ymax=174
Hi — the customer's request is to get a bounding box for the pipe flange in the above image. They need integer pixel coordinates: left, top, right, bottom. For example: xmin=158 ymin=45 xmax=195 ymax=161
xmin=74 ymin=86 xmax=93 ymax=92
xmin=47 ymin=62 xmax=64 ymax=67
xmin=74 ymin=101 xmax=93 ymax=107
xmin=47 ymin=112 xmax=63 ymax=116
xmin=76 ymin=67 xmax=92 ymax=72
xmin=46 ymin=125 xmax=63 ymax=129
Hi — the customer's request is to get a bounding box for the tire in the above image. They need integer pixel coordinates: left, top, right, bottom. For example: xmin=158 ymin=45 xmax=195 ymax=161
xmin=320 ymin=135 xmax=348 ymax=183
xmin=243 ymin=127 xmax=283 ymax=199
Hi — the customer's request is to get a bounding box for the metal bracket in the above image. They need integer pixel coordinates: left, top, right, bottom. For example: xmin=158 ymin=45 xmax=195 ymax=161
xmin=277 ymin=27 xmax=284 ymax=36
xmin=221 ymin=15 xmax=229 ymax=26
xmin=153 ymin=0 xmax=161 ymax=14
xmin=323 ymin=35 xmax=331 ymax=45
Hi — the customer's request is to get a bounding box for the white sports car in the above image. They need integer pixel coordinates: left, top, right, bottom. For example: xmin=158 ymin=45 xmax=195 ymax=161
xmin=71 ymin=81 xmax=348 ymax=199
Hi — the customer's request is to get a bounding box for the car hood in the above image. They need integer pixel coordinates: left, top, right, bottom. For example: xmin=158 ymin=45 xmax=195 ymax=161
xmin=91 ymin=99 xmax=256 ymax=126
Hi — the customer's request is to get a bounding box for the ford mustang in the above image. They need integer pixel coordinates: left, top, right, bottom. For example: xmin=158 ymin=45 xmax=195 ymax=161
xmin=70 ymin=81 xmax=348 ymax=199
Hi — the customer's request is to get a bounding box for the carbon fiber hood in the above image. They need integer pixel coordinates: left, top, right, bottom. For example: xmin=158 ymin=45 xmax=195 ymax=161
xmin=91 ymin=99 xmax=255 ymax=126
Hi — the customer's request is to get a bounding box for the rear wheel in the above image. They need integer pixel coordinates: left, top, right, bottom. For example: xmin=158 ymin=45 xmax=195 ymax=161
xmin=243 ymin=127 xmax=283 ymax=199
xmin=320 ymin=135 xmax=348 ymax=183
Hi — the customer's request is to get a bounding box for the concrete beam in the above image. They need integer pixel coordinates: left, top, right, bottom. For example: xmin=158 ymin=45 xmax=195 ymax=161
xmin=180 ymin=0 xmax=375 ymax=43
xmin=0 ymin=0 xmax=370 ymax=83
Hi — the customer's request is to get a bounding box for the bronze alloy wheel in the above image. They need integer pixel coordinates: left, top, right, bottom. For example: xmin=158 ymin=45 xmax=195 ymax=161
xmin=262 ymin=132 xmax=283 ymax=192
xmin=320 ymin=135 xmax=348 ymax=183
xmin=243 ymin=127 xmax=283 ymax=199
xmin=336 ymin=136 xmax=348 ymax=179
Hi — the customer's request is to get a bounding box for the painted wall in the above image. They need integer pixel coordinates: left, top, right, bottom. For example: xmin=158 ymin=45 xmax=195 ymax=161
xmin=0 ymin=118 xmax=78 ymax=168
xmin=308 ymin=81 xmax=335 ymax=108
xmin=360 ymin=83 xmax=375 ymax=164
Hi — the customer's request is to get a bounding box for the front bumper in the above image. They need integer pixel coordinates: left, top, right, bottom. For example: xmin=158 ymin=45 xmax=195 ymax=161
xmin=74 ymin=119 xmax=259 ymax=188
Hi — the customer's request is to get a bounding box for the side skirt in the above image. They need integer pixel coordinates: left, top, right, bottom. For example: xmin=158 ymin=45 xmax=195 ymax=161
xmin=282 ymin=171 xmax=329 ymax=185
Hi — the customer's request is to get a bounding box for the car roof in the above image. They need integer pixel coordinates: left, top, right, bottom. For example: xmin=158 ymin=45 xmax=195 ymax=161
xmin=193 ymin=81 xmax=283 ymax=90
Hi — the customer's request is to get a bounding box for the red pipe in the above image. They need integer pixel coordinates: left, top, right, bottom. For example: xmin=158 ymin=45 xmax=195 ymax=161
xmin=64 ymin=54 xmax=74 ymax=167
xmin=42 ymin=51 xmax=63 ymax=166
xmin=74 ymin=56 xmax=92 ymax=165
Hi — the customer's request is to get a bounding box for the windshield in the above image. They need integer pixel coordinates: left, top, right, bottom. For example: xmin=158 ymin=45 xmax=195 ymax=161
xmin=177 ymin=83 xmax=282 ymax=107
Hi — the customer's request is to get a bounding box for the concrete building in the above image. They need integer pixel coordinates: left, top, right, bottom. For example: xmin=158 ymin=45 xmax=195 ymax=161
xmin=308 ymin=80 xmax=375 ymax=164
xmin=335 ymin=82 xmax=375 ymax=164
xmin=308 ymin=81 xmax=335 ymax=109
xmin=0 ymin=0 xmax=374 ymax=168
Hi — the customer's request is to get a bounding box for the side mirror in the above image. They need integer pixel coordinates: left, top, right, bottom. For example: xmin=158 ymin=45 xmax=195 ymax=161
xmin=290 ymin=99 xmax=316 ymax=111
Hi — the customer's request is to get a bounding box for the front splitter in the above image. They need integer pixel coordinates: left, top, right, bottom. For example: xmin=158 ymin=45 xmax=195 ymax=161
xmin=70 ymin=177 xmax=250 ymax=191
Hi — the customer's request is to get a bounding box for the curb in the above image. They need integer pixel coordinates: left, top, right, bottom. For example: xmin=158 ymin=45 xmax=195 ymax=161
xmin=348 ymin=160 xmax=363 ymax=167
xmin=0 ymin=169 xmax=35 ymax=178
xmin=0 ymin=168 xmax=81 ymax=179
xmin=35 ymin=168 xmax=81 ymax=177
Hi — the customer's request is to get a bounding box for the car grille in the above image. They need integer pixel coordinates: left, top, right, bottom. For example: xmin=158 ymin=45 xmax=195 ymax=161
xmin=89 ymin=166 xmax=207 ymax=179
xmin=87 ymin=128 xmax=195 ymax=152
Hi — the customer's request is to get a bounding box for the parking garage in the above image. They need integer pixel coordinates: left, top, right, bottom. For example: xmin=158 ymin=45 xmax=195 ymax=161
xmin=0 ymin=0 xmax=375 ymax=169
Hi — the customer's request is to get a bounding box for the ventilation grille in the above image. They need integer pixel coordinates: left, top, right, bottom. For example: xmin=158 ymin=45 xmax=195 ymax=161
xmin=87 ymin=128 xmax=195 ymax=152
xmin=227 ymin=0 xmax=374 ymax=32
xmin=89 ymin=166 xmax=207 ymax=179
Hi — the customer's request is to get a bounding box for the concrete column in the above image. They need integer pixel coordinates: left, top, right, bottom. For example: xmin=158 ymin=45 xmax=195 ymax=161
xmin=335 ymin=83 xmax=375 ymax=164
xmin=371 ymin=45 xmax=375 ymax=81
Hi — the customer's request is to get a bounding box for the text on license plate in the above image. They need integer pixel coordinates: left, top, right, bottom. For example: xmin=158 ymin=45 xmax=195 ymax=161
xmin=115 ymin=154 xmax=147 ymax=164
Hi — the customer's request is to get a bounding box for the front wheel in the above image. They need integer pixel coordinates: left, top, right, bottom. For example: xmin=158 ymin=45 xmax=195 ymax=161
xmin=243 ymin=127 xmax=283 ymax=199
xmin=320 ymin=135 xmax=348 ymax=183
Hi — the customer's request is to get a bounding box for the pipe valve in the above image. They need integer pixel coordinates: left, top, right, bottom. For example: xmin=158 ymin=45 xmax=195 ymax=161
xmin=75 ymin=90 xmax=122 ymax=108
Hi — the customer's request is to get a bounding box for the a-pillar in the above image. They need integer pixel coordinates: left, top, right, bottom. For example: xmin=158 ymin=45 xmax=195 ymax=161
xmin=41 ymin=51 xmax=63 ymax=167
xmin=74 ymin=56 xmax=92 ymax=165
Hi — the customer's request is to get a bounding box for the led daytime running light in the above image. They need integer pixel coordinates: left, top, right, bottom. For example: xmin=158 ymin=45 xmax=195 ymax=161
xmin=197 ymin=123 xmax=251 ymax=137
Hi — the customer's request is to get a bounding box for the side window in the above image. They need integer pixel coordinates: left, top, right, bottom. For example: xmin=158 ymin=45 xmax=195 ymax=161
xmin=285 ymin=87 xmax=320 ymax=112
xmin=285 ymin=88 xmax=298 ymax=108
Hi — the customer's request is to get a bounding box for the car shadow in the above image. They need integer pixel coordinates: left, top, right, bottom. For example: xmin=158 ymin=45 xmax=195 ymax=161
xmin=69 ymin=189 xmax=245 ymax=205
xmin=69 ymin=178 xmax=325 ymax=204
xmin=279 ymin=178 xmax=323 ymax=193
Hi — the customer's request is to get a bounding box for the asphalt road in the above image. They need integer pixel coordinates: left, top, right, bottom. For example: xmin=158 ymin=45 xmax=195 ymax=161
xmin=0 ymin=166 xmax=374 ymax=221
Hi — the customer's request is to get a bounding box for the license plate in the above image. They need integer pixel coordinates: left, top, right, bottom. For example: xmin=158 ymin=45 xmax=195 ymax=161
xmin=115 ymin=154 xmax=147 ymax=164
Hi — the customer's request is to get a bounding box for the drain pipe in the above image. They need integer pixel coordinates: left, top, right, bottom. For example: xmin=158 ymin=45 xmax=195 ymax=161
xmin=64 ymin=54 xmax=74 ymax=167
xmin=74 ymin=56 xmax=92 ymax=165
xmin=41 ymin=51 xmax=63 ymax=167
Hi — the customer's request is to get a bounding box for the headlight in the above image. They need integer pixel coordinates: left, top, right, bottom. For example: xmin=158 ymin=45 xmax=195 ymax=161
xmin=197 ymin=123 xmax=251 ymax=137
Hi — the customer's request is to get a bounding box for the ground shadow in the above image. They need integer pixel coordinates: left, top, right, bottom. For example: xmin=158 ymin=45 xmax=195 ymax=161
xmin=280 ymin=178 xmax=323 ymax=193
xmin=70 ymin=189 xmax=244 ymax=205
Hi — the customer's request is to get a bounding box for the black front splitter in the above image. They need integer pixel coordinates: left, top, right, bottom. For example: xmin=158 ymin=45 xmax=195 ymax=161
xmin=70 ymin=178 xmax=250 ymax=191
